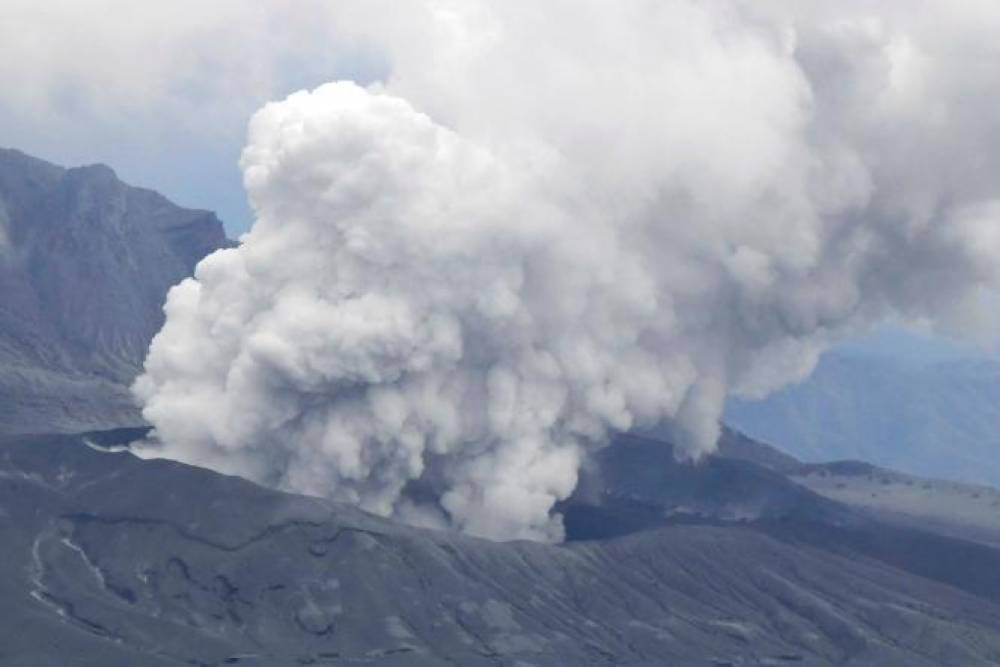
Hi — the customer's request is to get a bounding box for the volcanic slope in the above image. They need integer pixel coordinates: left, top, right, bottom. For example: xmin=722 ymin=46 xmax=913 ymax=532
xmin=3 ymin=430 xmax=1000 ymax=666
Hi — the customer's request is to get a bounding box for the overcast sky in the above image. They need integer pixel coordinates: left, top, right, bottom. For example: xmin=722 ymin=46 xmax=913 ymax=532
xmin=2 ymin=1 xmax=996 ymax=357
xmin=0 ymin=1 xmax=388 ymax=233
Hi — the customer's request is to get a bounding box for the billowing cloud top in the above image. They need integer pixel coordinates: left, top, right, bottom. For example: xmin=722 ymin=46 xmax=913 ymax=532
xmin=134 ymin=0 xmax=1000 ymax=541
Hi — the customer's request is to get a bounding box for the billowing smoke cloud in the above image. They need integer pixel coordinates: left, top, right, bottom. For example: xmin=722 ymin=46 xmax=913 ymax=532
xmin=134 ymin=0 xmax=1000 ymax=541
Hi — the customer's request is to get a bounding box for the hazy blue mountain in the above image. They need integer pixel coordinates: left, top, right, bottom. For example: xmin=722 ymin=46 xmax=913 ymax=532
xmin=725 ymin=345 xmax=1000 ymax=486
xmin=0 ymin=148 xmax=230 ymax=435
xmin=5 ymin=429 xmax=1000 ymax=666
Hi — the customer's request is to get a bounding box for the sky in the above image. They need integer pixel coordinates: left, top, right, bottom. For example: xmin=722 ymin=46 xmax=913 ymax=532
xmin=0 ymin=1 xmax=386 ymax=233
xmin=4 ymin=3 xmax=996 ymax=326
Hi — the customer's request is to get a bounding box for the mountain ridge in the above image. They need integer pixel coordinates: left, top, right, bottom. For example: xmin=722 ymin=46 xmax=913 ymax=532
xmin=0 ymin=148 xmax=231 ymax=435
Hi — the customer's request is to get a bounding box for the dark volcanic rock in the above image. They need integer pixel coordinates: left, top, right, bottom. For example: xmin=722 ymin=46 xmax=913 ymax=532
xmin=0 ymin=148 xmax=231 ymax=435
xmin=569 ymin=430 xmax=1000 ymax=608
xmin=5 ymin=432 xmax=1000 ymax=666
xmin=562 ymin=430 xmax=841 ymax=541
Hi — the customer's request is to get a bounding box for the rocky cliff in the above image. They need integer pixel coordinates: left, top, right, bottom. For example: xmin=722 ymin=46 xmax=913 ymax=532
xmin=0 ymin=148 xmax=230 ymax=434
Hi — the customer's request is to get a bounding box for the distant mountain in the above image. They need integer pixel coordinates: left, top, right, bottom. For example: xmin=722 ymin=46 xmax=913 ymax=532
xmin=726 ymin=348 xmax=1000 ymax=486
xmin=0 ymin=148 xmax=231 ymax=435
xmin=4 ymin=429 xmax=1000 ymax=665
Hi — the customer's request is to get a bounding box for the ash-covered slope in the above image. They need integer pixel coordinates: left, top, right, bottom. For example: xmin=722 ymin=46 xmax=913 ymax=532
xmin=570 ymin=429 xmax=1000 ymax=613
xmin=5 ymin=432 xmax=1000 ymax=666
xmin=790 ymin=460 xmax=1000 ymax=551
xmin=701 ymin=427 xmax=1000 ymax=553
xmin=562 ymin=429 xmax=842 ymax=541
xmin=0 ymin=148 xmax=230 ymax=434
